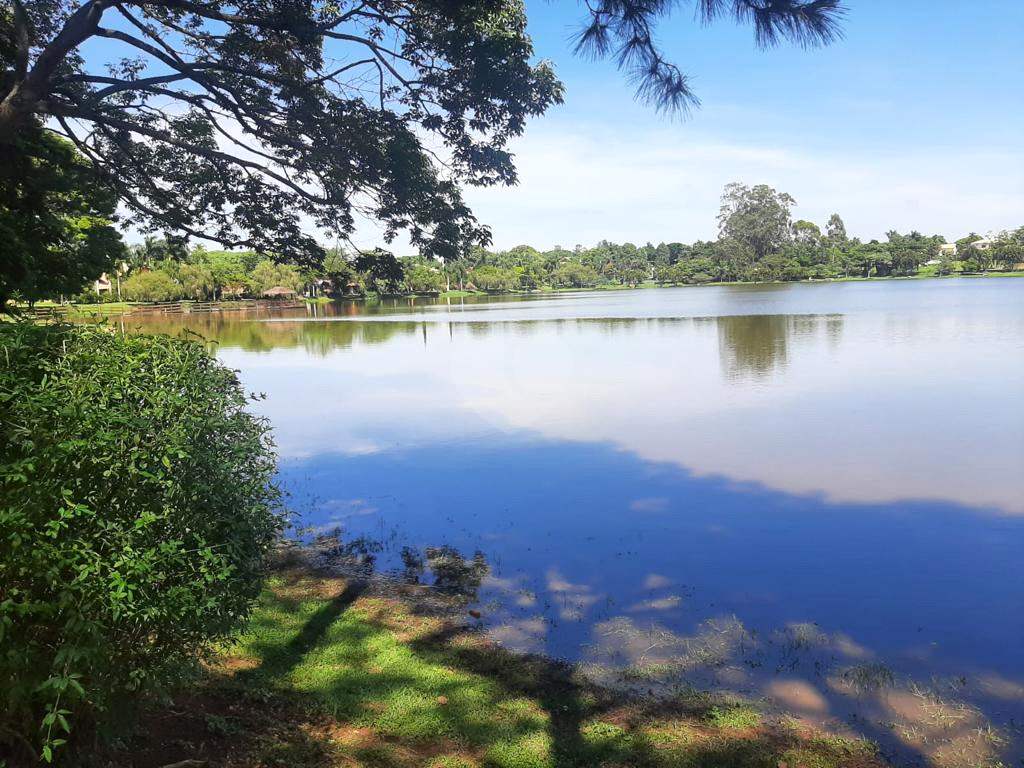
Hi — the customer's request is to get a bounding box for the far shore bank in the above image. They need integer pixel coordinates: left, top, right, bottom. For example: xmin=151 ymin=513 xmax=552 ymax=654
xmin=10 ymin=269 xmax=1021 ymax=320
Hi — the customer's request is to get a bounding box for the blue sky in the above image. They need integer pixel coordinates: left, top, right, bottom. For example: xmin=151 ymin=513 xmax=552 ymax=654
xmin=450 ymin=0 xmax=1024 ymax=251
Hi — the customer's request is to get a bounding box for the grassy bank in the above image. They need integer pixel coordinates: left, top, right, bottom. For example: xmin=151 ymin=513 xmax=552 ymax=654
xmin=110 ymin=569 xmax=883 ymax=768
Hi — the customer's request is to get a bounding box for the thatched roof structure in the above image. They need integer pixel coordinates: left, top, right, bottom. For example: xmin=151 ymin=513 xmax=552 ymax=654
xmin=263 ymin=286 xmax=298 ymax=298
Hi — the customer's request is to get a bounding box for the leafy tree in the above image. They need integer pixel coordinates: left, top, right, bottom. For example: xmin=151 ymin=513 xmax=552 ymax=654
xmin=0 ymin=323 xmax=281 ymax=762
xmin=444 ymin=258 xmax=470 ymax=292
xmin=551 ymin=261 xmax=599 ymax=288
xmin=717 ymin=183 xmax=796 ymax=262
xmin=754 ymin=252 xmax=804 ymax=281
xmin=248 ymin=259 xmax=303 ymax=295
xmin=319 ymin=248 xmax=359 ymax=295
xmin=791 ymin=219 xmax=822 ymax=246
xmin=885 ymin=230 xmax=939 ymax=276
xmin=666 ymin=242 xmax=689 ymax=264
xmin=128 ymin=235 xmax=189 ymax=269
xmin=649 ymin=242 xmax=671 ymax=267
xmin=0 ymin=129 xmax=124 ymax=309
xmin=990 ymin=227 xmax=1023 ymax=270
xmin=403 ymin=262 xmax=446 ymax=293
xmin=1 ymin=0 xmax=566 ymax=266
xmin=178 ymin=262 xmax=215 ymax=299
xmin=619 ymin=259 xmax=650 ymax=286
xmin=955 ymin=233 xmax=989 ymax=273
xmin=825 ymin=213 xmax=848 ymax=246
xmin=787 ymin=220 xmax=824 ymax=267
xmin=120 ymin=268 xmax=180 ymax=301
xmin=202 ymin=250 xmax=250 ymax=298
xmin=2 ymin=0 xmax=843 ymax=270
xmin=469 ymin=264 xmax=517 ymax=292
xmin=355 ymin=249 xmax=405 ymax=294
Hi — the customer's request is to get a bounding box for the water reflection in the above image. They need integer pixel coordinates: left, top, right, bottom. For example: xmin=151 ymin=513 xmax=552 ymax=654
xmin=123 ymin=284 xmax=1023 ymax=511
xmin=122 ymin=308 xmax=415 ymax=353
xmin=307 ymin=528 xmax=489 ymax=604
xmin=130 ymin=305 xmax=848 ymax=389
xmin=715 ymin=314 xmax=843 ymax=381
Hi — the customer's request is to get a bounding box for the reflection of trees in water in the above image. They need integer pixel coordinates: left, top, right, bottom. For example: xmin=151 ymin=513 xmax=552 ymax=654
xmin=126 ymin=309 xmax=416 ymax=355
xmin=716 ymin=314 xmax=844 ymax=381
xmin=121 ymin=305 xmax=843 ymax=370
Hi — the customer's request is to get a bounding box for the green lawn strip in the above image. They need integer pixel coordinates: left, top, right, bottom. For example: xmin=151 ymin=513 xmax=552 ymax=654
xmin=137 ymin=569 xmax=881 ymax=768
xmin=64 ymin=301 xmax=138 ymax=315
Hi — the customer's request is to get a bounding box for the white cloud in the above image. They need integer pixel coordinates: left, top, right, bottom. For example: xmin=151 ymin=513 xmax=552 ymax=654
xmin=459 ymin=122 xmax=1024 ymax=250
xmin=113 ymin=108 xmax=1023 ymax=254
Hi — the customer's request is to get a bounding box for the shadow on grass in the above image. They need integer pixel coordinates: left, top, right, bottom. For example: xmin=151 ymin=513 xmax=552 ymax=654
xmin=111 ymin=571 xmax=890 ymax=768
xmin=405 ymin=623 xmax=883 ymax=768
xmin=252 ymin=579 xmax=364 ymax=678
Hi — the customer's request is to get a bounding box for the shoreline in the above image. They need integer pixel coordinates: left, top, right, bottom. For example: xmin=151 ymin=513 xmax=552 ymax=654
xmin=10 ymin=269 xmax=1020 ymax=319
xmin=98 ymin=541 xmax=1014 ymax=768
xmin=104 ymin=549 xmax=889 ymax=768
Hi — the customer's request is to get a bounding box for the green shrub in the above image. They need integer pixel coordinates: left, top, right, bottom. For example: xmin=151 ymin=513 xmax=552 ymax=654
xmin=119 ymin=269 xmax=181 ymax=302
xmin=0 ymin=323 xmax=283 ymax=762
xmin=71 ymin=289 xmax=102 ymax=304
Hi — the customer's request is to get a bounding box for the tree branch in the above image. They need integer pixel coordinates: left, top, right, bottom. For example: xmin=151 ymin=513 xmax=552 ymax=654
xmin=10 ymin=0 xmax=31 ymax=81
xmin=85 ymin=73 xmax=194 ymax=102
xmin=55 ymin=101 xmax=325 ymax=204
xmin=26 ymin=0 xmax=112 ymax=95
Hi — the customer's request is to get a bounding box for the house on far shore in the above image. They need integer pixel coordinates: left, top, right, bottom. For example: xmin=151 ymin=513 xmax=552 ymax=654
xmin=94 ymin=274 xmax=113 ymax=294
xmin=263 ymin=286 xmax=298 ymax=299
xmin=937 ymin=237 xmax=997 ymax=259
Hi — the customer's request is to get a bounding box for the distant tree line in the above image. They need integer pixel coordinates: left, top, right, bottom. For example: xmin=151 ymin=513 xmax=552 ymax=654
xmin=46 ymin=183 xmax=1024 ymax=306
xmin=74 ymin=238 xmax=308 ymax=303
xmin=437 ymin=185 xmax=1021 ymax=291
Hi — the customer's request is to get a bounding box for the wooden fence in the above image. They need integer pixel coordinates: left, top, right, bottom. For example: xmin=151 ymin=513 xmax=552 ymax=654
xmin=22 ymin=299 xmax=307 ymax=320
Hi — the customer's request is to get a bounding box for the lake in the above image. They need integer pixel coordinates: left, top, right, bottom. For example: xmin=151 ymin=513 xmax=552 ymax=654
xmin=127 ymin=279 xmax=1024 ymax=764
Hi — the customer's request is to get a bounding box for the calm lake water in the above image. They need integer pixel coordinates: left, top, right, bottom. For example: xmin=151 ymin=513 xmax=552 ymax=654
xmin=129 ymin=279 xmax=1024 ymax=764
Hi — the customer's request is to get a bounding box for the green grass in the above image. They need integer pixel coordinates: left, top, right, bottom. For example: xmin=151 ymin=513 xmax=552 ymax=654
xmin=104 ymin=570 xmax=885 ymax=768
xmin=706 ymin=705 xmax=763 ymax=730
xmin=7 ymin=300 xmax=139 ymax=315
xmin=65 ymin=301 xmax=139 ymax=315
xmin=549 ymin=282 xmax=661 ymax=293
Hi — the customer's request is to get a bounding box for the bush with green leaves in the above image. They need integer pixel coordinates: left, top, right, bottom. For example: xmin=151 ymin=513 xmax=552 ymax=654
xmin=119 ymin=269 xmax=180 ymax=302
xmin=0 ymin=323 xmax=283 ymax=762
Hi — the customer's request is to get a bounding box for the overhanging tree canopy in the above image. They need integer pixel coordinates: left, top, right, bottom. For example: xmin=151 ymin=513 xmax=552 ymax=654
xmin=0 ymin=128 xmax=125 ymax=307
xmin=1 ymin=1 xmax=844 ymax=267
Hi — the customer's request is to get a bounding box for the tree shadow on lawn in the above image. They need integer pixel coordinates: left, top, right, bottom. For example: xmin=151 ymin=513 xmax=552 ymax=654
xmin=107 ymin=567 xmax=897 ymax=768
xmin=197 ymin=569 xmax=890 ymax=768
xmin=406 ymin=621 xmax=889 ymax=768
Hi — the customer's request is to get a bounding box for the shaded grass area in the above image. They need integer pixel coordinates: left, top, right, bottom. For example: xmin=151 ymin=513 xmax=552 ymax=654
xmin=111 ymin=570 xmax=885 ymax=768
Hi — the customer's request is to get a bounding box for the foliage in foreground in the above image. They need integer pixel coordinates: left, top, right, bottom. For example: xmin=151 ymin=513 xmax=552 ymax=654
xmin=0 ymin=323 xmax=283 ymax=762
